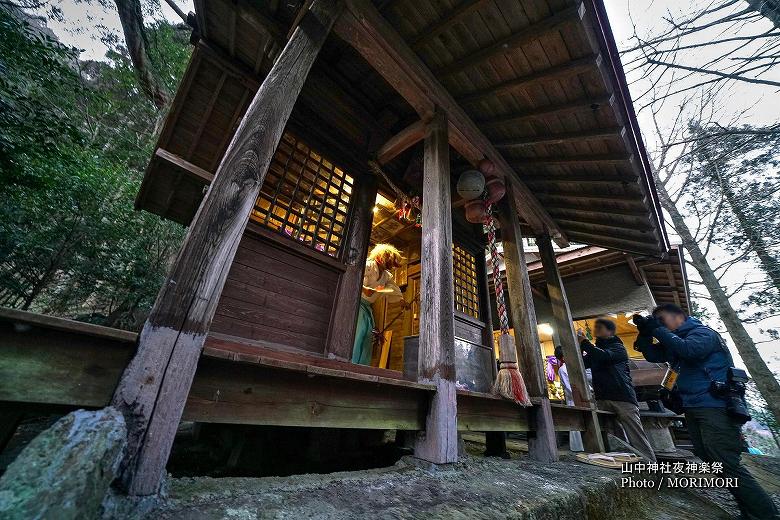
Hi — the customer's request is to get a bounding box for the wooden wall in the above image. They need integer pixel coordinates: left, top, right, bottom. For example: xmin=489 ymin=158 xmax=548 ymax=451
xmin=211 ymin=230 xmax=342 ymax=355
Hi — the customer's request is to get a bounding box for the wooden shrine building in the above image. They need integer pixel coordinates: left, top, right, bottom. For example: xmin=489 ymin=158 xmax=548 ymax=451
xmin=0 ymin=0 xmax=672 ymax=496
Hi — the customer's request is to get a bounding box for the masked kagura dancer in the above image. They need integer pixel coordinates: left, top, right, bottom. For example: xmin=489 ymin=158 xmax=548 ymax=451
xmin=352 ymin=244 xmax=404 ymax=365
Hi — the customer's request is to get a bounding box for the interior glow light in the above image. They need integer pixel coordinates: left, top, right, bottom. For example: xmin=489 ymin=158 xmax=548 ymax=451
xmin=537 ymin=323 xmax=554 ymax=336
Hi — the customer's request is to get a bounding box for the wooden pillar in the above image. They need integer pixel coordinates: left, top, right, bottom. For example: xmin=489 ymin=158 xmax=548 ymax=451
xmin=414 ymin=109 xmax=458 ymax=464
xmin=478 ymin=236 xmax=507 ymax=457
xmin=0 ymin=404 xmax=23 ymax=454
xmin=110 ymin=0 xmax=344 ymax=495
xmin=326 ymin=172 xmax=378 ymax=360
xmin=536 ymin=232 xmax=605 ymax=453
xmin=498 ymin=184 xmax=558 ymax=462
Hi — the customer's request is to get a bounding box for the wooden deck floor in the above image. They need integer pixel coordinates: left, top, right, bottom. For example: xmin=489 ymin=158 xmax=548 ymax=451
xmin=0 ymin=308 xmax=601 ymax=434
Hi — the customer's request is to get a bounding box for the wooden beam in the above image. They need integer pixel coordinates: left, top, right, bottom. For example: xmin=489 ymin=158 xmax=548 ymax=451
xmin=545 ymin=203 xmax=651 ymax=218
xmin=193 ymin=0 xmax=207 ymax=39
xmin=495 ymin=127 xmax=623 ymax=149
xmin=0 ymin=306 xmax=138 ymax=343
xmin=287 ymin=0 xmax=314 ymax=40
xmin=551 ymin=215 xmax=652 ymax=232
xmin=435 ymin=5 xmax=580 ymax=77
xmin=478 ymin=95 xmax=615 ymax=129
xmin=414 ymin=109 xmax=458 ymax=464
xmin=511 ymin=153 xmax=632 ymax=167
xmin=447 ymin=122 xmax=483 ymax=164
xmin=477 ymin=249 xmax=498 ymax=381
xmin=498 ymin=184 xmax=558 ymax=462
xmin=0 ymin=312 xmax=608 ymax=435
xmin=536 ymin=233 xmax=604 ymax=453
xmin=333 ymin=1 xmax=568 ymax=244
xmin=0 ymin=404 xmax=23 ymax=454
xmin=625 ymin=254 xmax=645 ymax=285
xmin=110 ymin=0 xmax=344 ymax=496
xmin=184 ymin=358 xmax=428 ymax=430
xmin=334 ymin=11 xmax=434 ymax=118
xmin=376 ymin=119 xmax=426 ymax=164
xmin=326 ymin=174 xmax=377 ymax=360
xmin=554 ymin=217 xmax=653 ymax=236
xmin=522 ymin=173 xmax=638 ymax=185
xmin=410 ymin=0 xmax=491 ymax=50
xmin=154 ymin=148 xmax=214 ymax=182
xmin=665 ymin=265 xmax=682 ymax=307
xmin=458 ymin=55 xmax=599 ymax=106
xmin=564 ymin=230 xmax=661 ymax=255
xmin=186 ymin=71 xmax=227 ymax=159
xmin=196 ymin=40 xmax=265 ymax=91
xmin=534 ymin=191 xmax=646 ymax=207
xmin=235 ymin=0 xmax=286 ymax=43
xmin=531 ymin=285 xmax=549 ymax=301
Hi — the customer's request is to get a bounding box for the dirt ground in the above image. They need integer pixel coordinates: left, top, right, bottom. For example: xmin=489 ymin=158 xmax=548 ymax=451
xmin=141 ymin=450 xmax=780 ymax=520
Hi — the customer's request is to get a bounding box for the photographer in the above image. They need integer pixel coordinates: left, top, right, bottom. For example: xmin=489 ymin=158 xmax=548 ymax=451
xmin=577 ymin=318 xmax=656 ymax=462
xmin=634 ymin=304 xmax=778 ymax=520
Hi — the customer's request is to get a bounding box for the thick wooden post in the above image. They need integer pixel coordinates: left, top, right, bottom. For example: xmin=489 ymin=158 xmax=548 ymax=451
xmin=536 ymin=233 xmax=605 ymax=453
xmin=111 ymin=0 xmax=344 ymax=495
xmin=498 ymin=185 xmax=558 ymax=462
xmin=414 ymin=109 xmax=458 ymax=464
xmin=326 ymin=173 xmax=377 ymax=360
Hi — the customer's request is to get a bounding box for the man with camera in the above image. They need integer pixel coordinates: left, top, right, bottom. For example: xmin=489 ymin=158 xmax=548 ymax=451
xmin=577 ymin=318 xmax=656 ymax=463
xmin=634 ymin=303 xmax=778 ymax=520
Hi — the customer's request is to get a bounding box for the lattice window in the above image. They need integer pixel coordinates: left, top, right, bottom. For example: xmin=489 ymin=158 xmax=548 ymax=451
xmin=453 ymin=244 xmax=480 ymax=319
xmin=251 ymin=132 xmax=354 ymax=257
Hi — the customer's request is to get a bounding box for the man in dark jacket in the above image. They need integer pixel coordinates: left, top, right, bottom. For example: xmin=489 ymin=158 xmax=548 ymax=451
xmin=578 ymin=318 xmax=656 ymax=462
xmin=636 ymin=304 xmax=778 ymax=520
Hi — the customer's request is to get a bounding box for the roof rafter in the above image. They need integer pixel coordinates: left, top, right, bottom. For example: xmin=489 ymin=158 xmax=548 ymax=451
xmin=333 ymin=0 xmax=569 ymax=245
xmin=434 ymin=5 xmax=581 ymax=77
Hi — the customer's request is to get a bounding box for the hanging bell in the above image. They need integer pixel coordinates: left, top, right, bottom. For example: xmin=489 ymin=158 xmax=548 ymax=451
xmin=456 ymin=169 xmax=486 ymax=201
xmin=485 ymin=176 xmax=506 ymax=204
xmin=478 ymin=158 xmax=496 ymax=176
xmin=465 ymin=199 xmax=488 ymax=224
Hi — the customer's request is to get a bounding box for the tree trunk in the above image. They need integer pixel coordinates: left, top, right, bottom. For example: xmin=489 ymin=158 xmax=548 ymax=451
xmin=114 ymin=0 xmax=171 ymax=110
xmin=655 ymin=173 xmax=780 ymax=430
xmin=746 ymin=0 xmax=780 ymax=30
xmin=720 ymin=177 xmax=780 ymax=295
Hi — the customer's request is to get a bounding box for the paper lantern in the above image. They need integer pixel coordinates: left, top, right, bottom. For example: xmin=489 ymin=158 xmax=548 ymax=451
xmin=456 ymin=169 xmax=485 ymax=200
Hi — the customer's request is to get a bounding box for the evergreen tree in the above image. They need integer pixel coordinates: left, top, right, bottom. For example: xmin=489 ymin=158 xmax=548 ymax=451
xmin=0 ymin=5 xmax=188 ymax=329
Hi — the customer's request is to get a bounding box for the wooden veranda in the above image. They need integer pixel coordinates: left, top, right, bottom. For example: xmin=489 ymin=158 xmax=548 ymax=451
xmin=1 ymin=0 xmax=670 ymax=496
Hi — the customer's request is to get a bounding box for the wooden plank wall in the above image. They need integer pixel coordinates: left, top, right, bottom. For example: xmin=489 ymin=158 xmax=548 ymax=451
xmin=211 ymin=232 xmax=341 ymax=354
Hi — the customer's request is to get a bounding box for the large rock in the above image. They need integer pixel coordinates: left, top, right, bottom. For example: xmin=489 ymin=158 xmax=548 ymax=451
xmin=0 ymin=407 xmax=127 ymax=520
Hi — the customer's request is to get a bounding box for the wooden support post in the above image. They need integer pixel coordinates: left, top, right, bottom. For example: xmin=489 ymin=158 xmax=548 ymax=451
xmin=326 ymin=172 xmax=377 ymax=360
xmin=498 ymin=185 xmax=558 ymax=462
xmin=110 ymin=0 xmax=344 ymax=496
xmin=414 ymin=109 xmax=458 ymax=464
xmin=536 ymin=233 xmax=605 ymax=453
xmin=479 ymin=235 xmax=506 ymax=457
xmin=0 ymin=404 xmax=23 ymax=454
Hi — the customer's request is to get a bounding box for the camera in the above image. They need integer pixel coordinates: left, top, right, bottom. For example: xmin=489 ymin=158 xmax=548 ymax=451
xmin=709 ymin=367 xmax=751 ymax=424
xmin=631 ymin=314 xmax=660 ymax=336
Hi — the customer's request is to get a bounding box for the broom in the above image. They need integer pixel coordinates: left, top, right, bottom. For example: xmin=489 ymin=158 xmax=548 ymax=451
xmin=485 ymin=201 xmax=532 ymax=406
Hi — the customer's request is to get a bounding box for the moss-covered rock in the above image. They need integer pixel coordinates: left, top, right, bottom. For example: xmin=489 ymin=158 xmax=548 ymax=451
xmin=0 ymin=407 xmax=126 ymax=520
